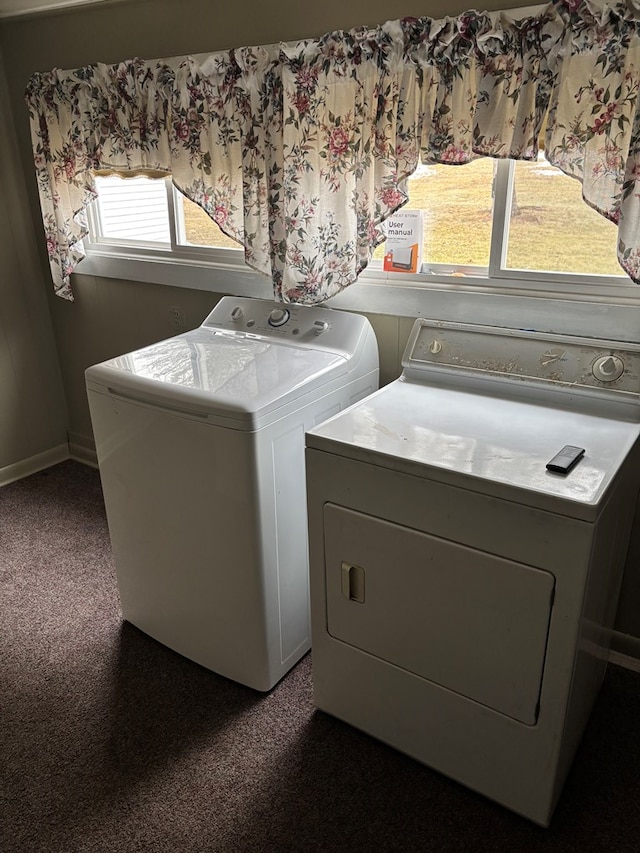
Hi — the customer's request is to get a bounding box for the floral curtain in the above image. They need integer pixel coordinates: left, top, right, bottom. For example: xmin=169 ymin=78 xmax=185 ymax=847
xmin=24 ymin=1 xmax=640 ymax=303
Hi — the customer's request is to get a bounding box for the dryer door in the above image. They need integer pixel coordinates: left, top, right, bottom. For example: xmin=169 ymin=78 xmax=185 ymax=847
xmin=323 ymin=504 xmax=555 ymax=725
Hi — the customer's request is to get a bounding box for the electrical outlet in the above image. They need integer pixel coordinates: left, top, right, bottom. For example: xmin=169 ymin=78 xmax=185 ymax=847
xmin=168 ymin=305 xmax=187 ymax=330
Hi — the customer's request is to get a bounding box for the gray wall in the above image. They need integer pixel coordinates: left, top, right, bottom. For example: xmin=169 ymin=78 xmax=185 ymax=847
xmin=1 ymin=0 xmax=639 ymax=653
xmin=0 ymin=43 xmax=67 ymax=479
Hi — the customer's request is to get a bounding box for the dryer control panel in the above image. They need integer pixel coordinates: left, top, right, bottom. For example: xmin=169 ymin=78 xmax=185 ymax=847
xmin=402 ymin=319 xmax=640 ymax=413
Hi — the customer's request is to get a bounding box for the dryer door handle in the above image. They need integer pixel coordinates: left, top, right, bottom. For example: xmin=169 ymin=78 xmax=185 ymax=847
xmin=341 ymin=562 xmax=365 ymax=603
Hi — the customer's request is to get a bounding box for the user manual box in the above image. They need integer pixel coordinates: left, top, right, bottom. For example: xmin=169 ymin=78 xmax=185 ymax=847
xmin=383 ymin=210 xmax=424 ymax=274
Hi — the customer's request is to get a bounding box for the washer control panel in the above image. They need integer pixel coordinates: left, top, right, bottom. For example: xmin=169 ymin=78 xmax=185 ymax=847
xmin=268 ymin=307 xmax=290 ymax=327
xmin=200 ymin=296 xmax=369 ymax=358
xmin=403 ymin=319 xmax=640 ymax=400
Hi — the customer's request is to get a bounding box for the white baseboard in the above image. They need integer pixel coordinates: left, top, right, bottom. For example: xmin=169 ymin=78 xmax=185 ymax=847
xmin=0 ymin=443 xmax=70 ymax=487
xmin=68 ymin=431 xmax=98 ymax=468
xmin=610 ymin=631 xmax=640 ymax=671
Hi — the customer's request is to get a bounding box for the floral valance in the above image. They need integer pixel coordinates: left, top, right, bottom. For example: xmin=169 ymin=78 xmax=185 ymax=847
xmin=24 ymin=1 xmax=640 ymax=303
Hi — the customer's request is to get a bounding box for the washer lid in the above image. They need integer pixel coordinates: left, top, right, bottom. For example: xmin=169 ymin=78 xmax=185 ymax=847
xmin=306 ymin=378 xmax=640 ymax=520
xmin=85 ymin=327 xmax=347 ymax=423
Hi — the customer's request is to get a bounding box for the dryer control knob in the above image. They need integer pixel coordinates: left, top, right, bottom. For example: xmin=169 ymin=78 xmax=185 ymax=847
xmin=268 ymin=308 xmax=290 ymax=327
xmin=592 ymin=354 xmax=624 ymax=383
xmin=313 ymin=320 xmax=329 ymax=335
xmin=429 ymin=340 xmax=442 ymax=354
xmin=231 ymin=306 xmax=244 ymax=321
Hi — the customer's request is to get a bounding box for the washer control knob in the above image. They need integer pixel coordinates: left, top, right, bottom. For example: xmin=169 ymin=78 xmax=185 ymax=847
xmin=230 ymin=306 xmax=244 ymax=321
xmin=429 ymin=340 xmax=442 ymax=355
xmin=592 ymin=354 xmax=624 ymax=383
xmin=313 ymin=320 xmax=329 ymax=335
xmin=268 ymin=307 xmax=290 ymax=327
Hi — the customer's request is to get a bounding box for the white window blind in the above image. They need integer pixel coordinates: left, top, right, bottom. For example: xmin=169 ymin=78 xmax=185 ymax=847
xmin=93 ymin=175 xmax=170 ymax=244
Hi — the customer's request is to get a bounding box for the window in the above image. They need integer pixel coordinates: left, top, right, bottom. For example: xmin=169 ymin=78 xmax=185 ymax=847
xmin=90 ymin=155 xmax=626 ymax=281
xmin=373 ymin=159 xmax=495 ymax=270
xmin=92 ymin=173 xmax=239 ymax=251
xmin=176 ymin=191 xmax=238 ymax=251
xmin=503 ymin=157 xmax=621 ymax=277
xmin=85 ymin=154 xmax=637 ymax=332
xmin=370 ymin=154 xmax=623 ymax=282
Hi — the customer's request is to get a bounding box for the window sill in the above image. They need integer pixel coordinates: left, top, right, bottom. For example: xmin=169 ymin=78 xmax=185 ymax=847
xmin=75 ymin=246 xmax=640 ymax=344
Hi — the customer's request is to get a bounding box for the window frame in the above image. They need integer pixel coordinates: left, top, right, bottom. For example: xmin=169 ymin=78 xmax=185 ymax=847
xmin=81 ymin=160 xmax=640 ymax=344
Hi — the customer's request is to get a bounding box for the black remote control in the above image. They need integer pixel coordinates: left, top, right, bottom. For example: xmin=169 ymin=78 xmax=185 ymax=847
xmin=546 ymin=445 xmax=585 ymax=475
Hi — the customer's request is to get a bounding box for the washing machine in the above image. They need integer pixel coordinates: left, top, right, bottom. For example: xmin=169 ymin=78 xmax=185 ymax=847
xmin=305 ymin=318 xmax=640 ymax=826
xmin=85 ymin=296 xmax=378 ymax=691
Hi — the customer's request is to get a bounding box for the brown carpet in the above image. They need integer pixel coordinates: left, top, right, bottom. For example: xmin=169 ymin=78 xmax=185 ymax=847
xmin=1 ymin=460 xmax=639 ymax=852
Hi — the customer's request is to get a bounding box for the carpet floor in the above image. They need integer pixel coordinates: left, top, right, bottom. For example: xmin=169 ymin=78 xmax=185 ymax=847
xmin=1 ymin=460 xmax=639 ymax=852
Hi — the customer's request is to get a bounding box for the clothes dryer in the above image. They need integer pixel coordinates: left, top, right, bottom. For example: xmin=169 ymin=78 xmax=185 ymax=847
xmin=305 ymin=318 xmax=640 ymax=825
xmin=86 ymin=296 xmax=378 ymax=690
